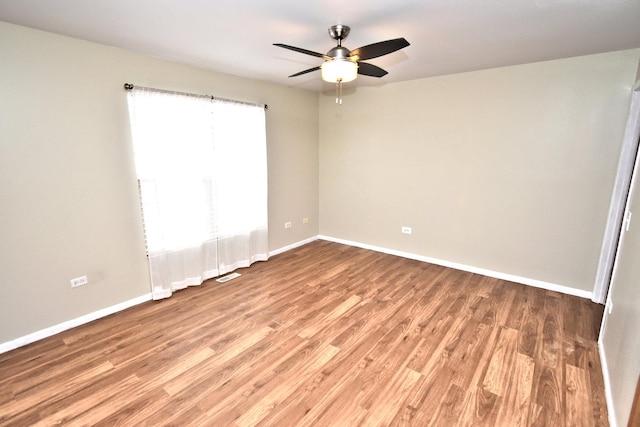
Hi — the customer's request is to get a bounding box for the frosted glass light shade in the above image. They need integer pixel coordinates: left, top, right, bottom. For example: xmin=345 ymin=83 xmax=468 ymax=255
xmin=321 ymin=60 xmax=358 ymax=83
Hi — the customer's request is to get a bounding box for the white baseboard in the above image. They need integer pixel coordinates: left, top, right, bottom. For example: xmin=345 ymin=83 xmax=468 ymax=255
xmin=0 ymin=293 xmax=152 ymax=355
xmin=598 ymin=337 xmax=618 ymax=427
xmin=318 ymin=235 xmax=593 ymax=300
xmin=269 ymin=235 xmax=319 ymax=257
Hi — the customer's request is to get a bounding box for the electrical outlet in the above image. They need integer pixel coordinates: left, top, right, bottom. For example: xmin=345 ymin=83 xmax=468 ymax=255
xmin=401 ymin=226 xmax=412 ymax=234
xmin=302 ymin=218 xmax=309 ymax=224
xmin=70 ymin=275 xmax=89 ymax=288
xmin=284 ymin=221 xmax=292 ymax=229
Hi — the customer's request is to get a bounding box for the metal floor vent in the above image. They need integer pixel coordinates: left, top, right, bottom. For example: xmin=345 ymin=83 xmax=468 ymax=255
xmin=216 ymin=272 xmax=241 ymax=283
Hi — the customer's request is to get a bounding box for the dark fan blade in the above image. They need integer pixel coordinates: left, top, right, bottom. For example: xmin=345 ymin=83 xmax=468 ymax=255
xmin=357 ymin=62 xmax=388 ymax=78
xmin=274 ymin=43 xmax=331 ymax=60
xmin=349 ymin=38 xmax=410 ymax=61
xmin=289 ymin=66 xmax=321 ymax=78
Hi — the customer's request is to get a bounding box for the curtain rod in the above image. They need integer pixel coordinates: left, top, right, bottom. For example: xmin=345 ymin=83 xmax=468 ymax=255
xmin=123 ymin=83 xmax=267 ymax=109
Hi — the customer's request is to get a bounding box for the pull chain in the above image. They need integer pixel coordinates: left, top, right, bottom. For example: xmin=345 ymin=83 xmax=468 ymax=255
xmin=335 ymin=78 xmax=343 ymax=105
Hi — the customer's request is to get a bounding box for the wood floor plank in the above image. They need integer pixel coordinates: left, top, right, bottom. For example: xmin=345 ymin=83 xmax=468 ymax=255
xmin=147 ymin=332 xmax=309 ymax=425
xmin=200 ymin=341 xmax=336 ymax=425
xmin=359 ymin=367 xmax=422 ymax=427
xmin=482 ymin=327 xmax=519 ymax=396
xmin=457 ymin=386 xmax=501 ymax=427
xmin=0 ymin=360 xmax=114 ymax=421
xmin=234 ymin=344 xmax=341 ymax=427
xmin=254 ymin=324 xmax=390 ymax=427
xmin=566 ymin=363 xmax=593 ymax=427
xmin=494 ymin=352 xmax=535 ymax=426
xmin=586 ymin=340 xmax=609 ymax=426
xmin=90 ymin=388 xmax=173 ymax=427
xmin=0 ymin=241 xmax=608 ymax=426
xmin=529 ymin=365 xmax=564 ymax=427
xmin=425 ymin=382 xmax=467 ymax=427
xmin=32 ymin=374 xmax=142 ymax=427
xmin=298 ymin=294 xmax=362 ymax=339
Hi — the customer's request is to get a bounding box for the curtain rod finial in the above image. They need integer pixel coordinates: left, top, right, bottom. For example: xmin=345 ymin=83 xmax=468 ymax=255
xmin=124 ymin=83 xmax=134 ymax=90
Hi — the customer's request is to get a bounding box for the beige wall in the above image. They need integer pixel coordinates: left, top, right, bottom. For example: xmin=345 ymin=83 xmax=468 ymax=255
xmin=600 ymin=88 xmax=640 ymax=427
xmin=601 ymin=182 xmax=640 ymax=427
xmin=319 ymin=50 xmax=640 ymax=292
xmin=0 ymin=22 xmax=319 ymax=343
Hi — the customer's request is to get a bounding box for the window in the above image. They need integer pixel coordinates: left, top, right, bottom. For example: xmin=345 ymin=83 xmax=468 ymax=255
xmin=127 ymin=87 xmax=268 ymax=299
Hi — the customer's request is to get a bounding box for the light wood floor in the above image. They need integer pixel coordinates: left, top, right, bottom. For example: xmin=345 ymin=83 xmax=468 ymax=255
xmin=0 ymin=241 xmax=607 ymax=426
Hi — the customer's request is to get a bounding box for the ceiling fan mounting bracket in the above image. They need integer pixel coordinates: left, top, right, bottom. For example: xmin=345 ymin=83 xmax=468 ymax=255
xmin=328 ymin=25 xmax=350 ymax=45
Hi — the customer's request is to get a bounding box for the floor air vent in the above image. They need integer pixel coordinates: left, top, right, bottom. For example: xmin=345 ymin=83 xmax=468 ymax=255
xmin=216 ymin=272 xmax=241 ymax=283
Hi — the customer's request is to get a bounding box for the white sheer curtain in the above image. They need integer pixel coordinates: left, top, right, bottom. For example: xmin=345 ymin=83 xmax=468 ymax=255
xmin=127 ymin=87 xmax=268 ymax=299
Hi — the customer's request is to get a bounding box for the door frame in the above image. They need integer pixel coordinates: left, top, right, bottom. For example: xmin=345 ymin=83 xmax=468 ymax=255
xmin=630 ymin=375 xmax=640 ymax=427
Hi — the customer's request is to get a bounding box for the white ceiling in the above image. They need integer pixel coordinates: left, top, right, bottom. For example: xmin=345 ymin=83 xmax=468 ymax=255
xmin=1 ymin=0 xmax=640 ymax=92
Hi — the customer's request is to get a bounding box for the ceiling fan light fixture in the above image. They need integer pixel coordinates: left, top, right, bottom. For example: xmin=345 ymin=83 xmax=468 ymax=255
xmin=321 ymin=59 xmax=358 ymax=83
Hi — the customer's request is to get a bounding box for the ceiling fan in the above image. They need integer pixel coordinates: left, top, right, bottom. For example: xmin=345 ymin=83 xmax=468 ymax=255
xmin=274 ymin=25 xmax=410 ymax=103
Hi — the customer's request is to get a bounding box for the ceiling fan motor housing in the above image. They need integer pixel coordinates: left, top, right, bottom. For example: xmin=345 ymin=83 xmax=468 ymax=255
xmin=327 ymin=46 xmax=352 ymax=60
